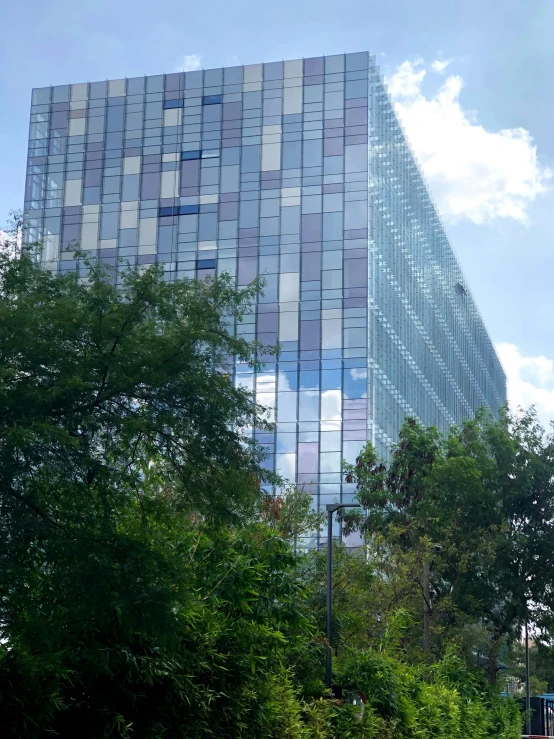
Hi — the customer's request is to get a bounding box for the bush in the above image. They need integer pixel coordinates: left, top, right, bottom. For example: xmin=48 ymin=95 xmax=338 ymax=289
xmin=334 ymin=648 xmax=521 ymax=739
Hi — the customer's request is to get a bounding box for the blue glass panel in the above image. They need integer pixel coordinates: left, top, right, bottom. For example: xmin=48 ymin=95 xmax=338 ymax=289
xmin=203 ymin=95 xmax=223 ymax=105
xmin=181 ymin=150 xmax=201 ymax=160
xmin=197 ymin=259 xmax=217 ymax=269
xmin=178 ymin=205 xmax=199 ymax=215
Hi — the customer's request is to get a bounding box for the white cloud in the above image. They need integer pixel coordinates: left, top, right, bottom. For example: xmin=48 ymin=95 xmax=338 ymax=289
xmin=431 ymin=59 xmax=451 ymax=74
xmin=175 ymin=54 xmax=203 ymax=72
xmin=385 ymin=60 xmax=551 ymax=224
xmin=495 ymin=342 xmax=554 ymax=428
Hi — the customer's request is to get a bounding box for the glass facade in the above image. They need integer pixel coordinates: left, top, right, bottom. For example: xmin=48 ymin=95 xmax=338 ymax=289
xmin=24 ymin=52 xmax=506 ymax=519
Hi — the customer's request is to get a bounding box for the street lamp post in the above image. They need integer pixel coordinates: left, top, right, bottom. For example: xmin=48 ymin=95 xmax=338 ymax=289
xmin=326 ymin=503 xmax=361 ymax=690
xmin=525 ymin=613 xmax=531 ymax=736
xmin=423 ymin=543 xmax=442 ymax=654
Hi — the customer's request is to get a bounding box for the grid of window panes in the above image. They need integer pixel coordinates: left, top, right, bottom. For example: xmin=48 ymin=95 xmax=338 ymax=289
xmin=366 ymin=64 xmax=506 ymax=459
xmin=23 ymin=51 xmax=506 ymax=522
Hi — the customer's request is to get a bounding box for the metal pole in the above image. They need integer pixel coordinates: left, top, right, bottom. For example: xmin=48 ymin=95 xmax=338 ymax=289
xmin=326 ymin=508 xmax=333 ymax=689
xmin=325 ymin=503 xmax=361 ymax=691
xmin=423 ymin=556 xmax=431 ymax=654
xmin=526 ymin=617 xmax=531 ymax=736
xmin=423 ymin=544 xmax=441 ymax=655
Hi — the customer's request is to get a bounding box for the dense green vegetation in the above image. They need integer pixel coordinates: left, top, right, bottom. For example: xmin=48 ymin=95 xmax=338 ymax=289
xmin=0 ymin=243 xmax=538 ymax=736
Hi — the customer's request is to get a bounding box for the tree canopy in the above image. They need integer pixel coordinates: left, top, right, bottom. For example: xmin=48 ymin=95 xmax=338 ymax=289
xmin=0 ymin=244 xmax=525 ymax=737
xmin=345 ymin=409 xmax=554 ymax=684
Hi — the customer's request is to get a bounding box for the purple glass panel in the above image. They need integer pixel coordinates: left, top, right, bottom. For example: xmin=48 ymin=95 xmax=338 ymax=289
xmin=343 ymin=429 xmax=367 ymax=441
xmin=239 ymin=246 xmax=257 ymax=257
xmin=141 ymin=172 xmax=160 ymax=200
xmin=239 ymin=227 xmax=258 ymax=238
xmin=304 ymin=75 xmax=324 ymax=85
xmin=257 ymin=312 xmax=278 ymax=332
xmin=258 ymin=302 xmax=278 ymax=313
xmin=297 ymin=474 xmax=317 ymax=485
xmin=346 ymin=125 xmax=368 ymax=137
xmin=345 ymin=135 xmax=367 ymax=146
xmin=324 ymin=137 xmax=344 ymax=157
xmin=61 ymin=223 xmax=80 ymax=249
xmin=238 ymin=257 xmax=258 ymax=284
xmin=344 ymin=420 xmax=367 ymax=430
xmin=84 ymin=169 xmax=102 ymax=187
xmin=301 ymin=214 xmax=322 ymax=243
xmin=298 ymin=442 xmax=319 ymax=473
xmin=344 ymin=398 xmax=367 ymax=409
xmin=50 ymin=111 xmax=68 ymax=129
xmin=344 ymin=228 xmax=368 ymax=240
xmin=324 ymin=127 xmax=344 ymax=138
xmin=323 ymin=183 xmax=343 ymax=194
xmin=220 ymin=192 xmax=239 ymax=202
xmin=302 ymin=251 xmax=321 ymax=281
xmin=238 ymin=236 xmax=258 ymax=247
xmin=261 ymin=180 xmax=280 ymax=190
xmin=180 ymin=160 xmax=200 ymax=188
xmin=345 ymin=97 xmax=368 ymax=108
xmin=165 ymin=73 xmax=183 ymax=91
xmin=343 ymin=409 xmax=366 ymax=420
xmin=344 ymin=248 xmax=367 ymax=259
xmin=301 ymin=241 xmax=321 ymax=253
xmin=304 ymin=57 xmax=324 ymax=76
xmin=300 ymin=320 xmax=320 ymax=351
xmin=344 ymin=258 xmax=367 ymax=289
xmin=345 ymin=107 xmax=367 ymax=126
xmin=344 ymin=288 xmax=366 ymax=299
xmin=219 ymin=201 xmax=239 ymax=220
xmin=344 ymin=297 xmax=367 ymax=308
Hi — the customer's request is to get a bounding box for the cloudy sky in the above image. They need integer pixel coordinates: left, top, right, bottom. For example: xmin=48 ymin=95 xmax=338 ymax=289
xmin=2 ymin=0 xmax=553 ymax=426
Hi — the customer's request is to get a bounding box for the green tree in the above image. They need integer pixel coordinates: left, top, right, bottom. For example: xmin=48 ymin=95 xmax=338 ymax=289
xmin=0 ymin=248 xmax=300 ymax=735
xmin=344 ymin=410 xmax=554 ymax=683
xmin=0 ymin=242 xmax=525 ymax=736
xmin=260 ymin=483 xmax=325 ymax=551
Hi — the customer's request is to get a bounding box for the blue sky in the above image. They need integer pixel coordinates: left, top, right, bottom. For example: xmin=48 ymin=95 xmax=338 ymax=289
xmin=2 ymin=0 xmax=554 ymax=423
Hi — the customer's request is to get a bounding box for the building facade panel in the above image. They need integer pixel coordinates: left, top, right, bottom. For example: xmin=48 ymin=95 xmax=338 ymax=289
xmin=24 ymin=53 xmax=506 ymax=519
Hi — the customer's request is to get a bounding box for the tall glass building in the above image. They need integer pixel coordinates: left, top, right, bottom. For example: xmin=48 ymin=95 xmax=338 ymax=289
xmin=24 ymin=52 xmax=506 ymax=512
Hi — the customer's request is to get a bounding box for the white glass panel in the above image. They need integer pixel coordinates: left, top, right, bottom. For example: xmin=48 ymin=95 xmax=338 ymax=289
xmin=279 ymin=273 xmax=299 ymax=302
xmin=123 ymin=156 xmax=141 ymax=175
xmin=108 ymin=79 xmax=126 ymax=97
xmin=138 ymin=217 xmax=157 ymax=246
xmin=64 ymin=179 xmax=82 ymax=206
